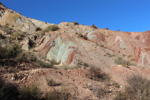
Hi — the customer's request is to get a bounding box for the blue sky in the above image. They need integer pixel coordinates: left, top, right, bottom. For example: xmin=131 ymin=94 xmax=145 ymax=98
xmin=1 ymin=0 xmax=150 ymax=32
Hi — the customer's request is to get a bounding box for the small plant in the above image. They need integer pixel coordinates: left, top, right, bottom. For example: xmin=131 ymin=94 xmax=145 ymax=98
xmin=106 ymin=52 xmax=111 ymax=56
xmin=39 ymin=25 xmax=59 ymax=37
xmin=113 ymin=91 xmax=127 ymax=100
xmin=10 ymin=32 xmax=25 ymax=40
xmin=46 ymin=78 xmax=59 ymax=86
xmin=96 ymin=87 xmax=106 ymax=99
xmin=16 ymin=51 xmax=36 ymax=63
xmin=91 ymin=24 xmax=98 ymax=29
xmin=114 ymin=57 xmax=135 ymax=67
xmin=35 ymin=27 xmax=42 ymax=31
xmin=45 ymin=88 xmax=71 ymax=100
xmin=105 ymin=28 xmax=109 ymax=30
xmin=88 ymin=67 xmax=110 ymax=82
xmin=79 ymin=34 xmax=88 ymax=40
xmin=83 ymin=63 xmax=89 ymax=67
xmin=49 ymin=25 xmax=59 ymax=31
xmin=0 ymin=33 xmax=5 ymax=39
xmin=37 ymin=60 xmax=53 ymax=68
xmin=72 ymin=21 xmax=79 ymax=25
xmin=19 ymin=84 xmax=41 ymax=100
xmin=6 ymin=44 xmax=22 ymax=58
xmin=117 ymin=29 xmax=120 ymax=31
xmin=0 ymin=46 xmax=6 ymax=59
xmin=2 ymin=25 xmax=14 ymax=34
xmin=113 ymin=83 xmax=120 ymax=88
xmin=28 ymin=39 xmax=36 ymax=48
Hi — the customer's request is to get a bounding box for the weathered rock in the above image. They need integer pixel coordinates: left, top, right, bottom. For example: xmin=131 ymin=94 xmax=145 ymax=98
xmin=21 ymin=37 xmax=31 ymax=51
xmin=0 ymin=5 xmax=52 ymax=33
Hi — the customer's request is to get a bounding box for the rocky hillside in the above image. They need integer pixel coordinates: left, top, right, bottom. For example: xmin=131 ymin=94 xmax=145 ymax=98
xmin=1 ymin=2 xmax=150 ymax=100
xmin=0 ymin=3 xmax=51 ymax=33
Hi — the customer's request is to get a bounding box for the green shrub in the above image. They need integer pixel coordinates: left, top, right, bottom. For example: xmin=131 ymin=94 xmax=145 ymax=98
xmin=72 ymin=21 xmax=79 ymax=25
xmin=45 ymin=88 xmax=71 ymax=100
xmin=88 ymin=67 xmax=110 ymax=82
xmin=19 ymin=84 xmax=41 ymax=100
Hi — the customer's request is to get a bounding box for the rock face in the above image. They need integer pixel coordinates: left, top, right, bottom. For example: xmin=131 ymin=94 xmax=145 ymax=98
xmin=37 ymin=22 xmax=150 ymax=68
xmin=0 ymin=4 xmax=51 ymax=33
xmin=38 ymin=33 xmax=79 ymax=65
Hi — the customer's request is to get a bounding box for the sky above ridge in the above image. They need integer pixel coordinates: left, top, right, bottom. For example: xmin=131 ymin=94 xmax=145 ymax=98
xmin=1 ymin=0 xmax=150 ymax=32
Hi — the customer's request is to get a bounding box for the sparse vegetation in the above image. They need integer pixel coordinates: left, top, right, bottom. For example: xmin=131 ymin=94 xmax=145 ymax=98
xmin=126 ymin=75 xmax=150 ymax=100
xmin=83 ymin=63 xmax=89 ymax=67
xmin=113 ymin=91 xmax=127 ymax=100
xmin=113 ymin=83 xmax=120 ymax=88
xmin=35 ymin=27 xmax=42 ymax=31
xmin=72 ymin=21 xmax=79 ymax=25
xmin=28 ymin=39 xmax=36 ymax=48
xmin=91 ymin=24 xmax=98 ymax=29
xmin=79 ymin=34 xmax=88 ymax=40
xmin=87 ymin=67 xmax=110 ymax=82
xmin=15 ymin=51 xmax=36 ymax=63
xmin=0 ymin=33 xmax=5 ymax=39
xmin=0 ymin=79 xmax=19 ymax=100
xmin=96 ymin=87 xmax=107 ymax=99
xmin=37 ymin=59 xmax=53 ymax=68
xmin=114 ymin=57 xmax=135 ymax=67
xmin=46 ymin=78 xmax=60 ymax=86
xmin=45 ymin=88 xmax=71 ymax=100
xmin=39 ymin=25 xmax=59 ymax=37
xmin=114 ymin=75 xmax=150 ymax=100
xmin=61 ymin=65 xmax=78 ymax=70
xmin=117 ymin=29 xmax=120 ymax=31
xmin=19 ymin=84 xmax=41 ymax=100
xmin=0 ymin=44 xmax=22 ymax=59
xmin=10 ymin=32 xmax=25 ymax=40
xmin=105 ymin=28 xmax=109 ymax=30
xmin=0 ymin=25 xmax=14 ymax=34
